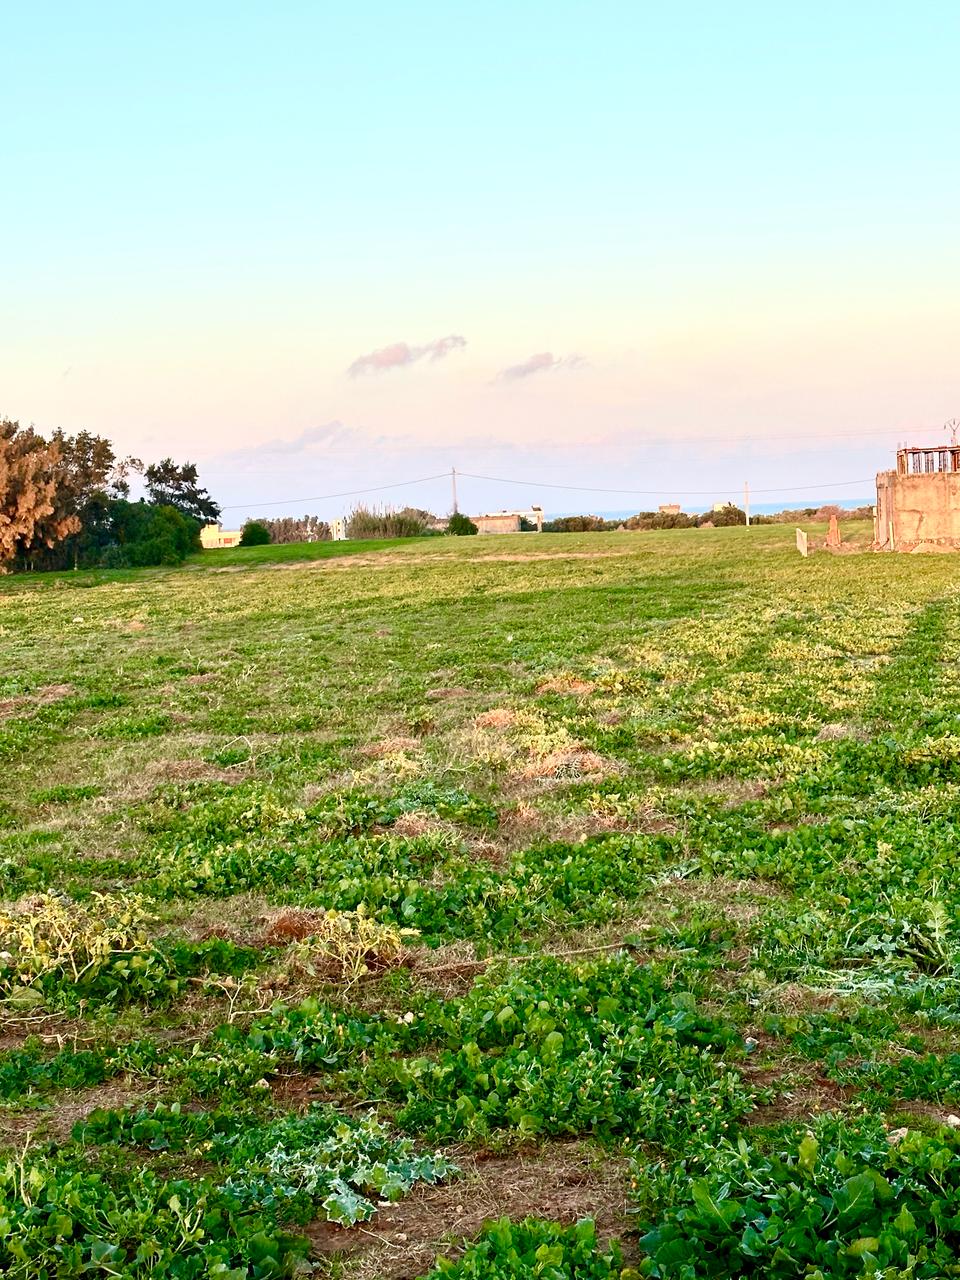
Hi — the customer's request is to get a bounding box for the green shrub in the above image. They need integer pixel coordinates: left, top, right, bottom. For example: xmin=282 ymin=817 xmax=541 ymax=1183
xmin=239 ymin=520 xmax=271 ymax=547
xmin=446 ymin=512 xmax=478 ymax=536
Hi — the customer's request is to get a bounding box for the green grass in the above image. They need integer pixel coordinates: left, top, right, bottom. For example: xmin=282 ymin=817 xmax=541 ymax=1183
xmin=4 ymin=520 xmax=960 ymax=1278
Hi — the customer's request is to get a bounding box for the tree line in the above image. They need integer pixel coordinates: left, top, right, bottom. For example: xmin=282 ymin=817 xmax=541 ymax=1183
xmin=0 ymin=419 xmax=220 ymax=572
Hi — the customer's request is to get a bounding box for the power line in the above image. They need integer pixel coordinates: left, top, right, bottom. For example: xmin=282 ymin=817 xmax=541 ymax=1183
xmin=220 ymin=467 xmax=875 ymax=512
xmin=457 ymin=470 xmax=873 ymax=497
xmin=219 ymin=471 xmax=450 ymax=511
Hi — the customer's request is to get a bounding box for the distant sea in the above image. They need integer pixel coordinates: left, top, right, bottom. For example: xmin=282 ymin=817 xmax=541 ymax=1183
xmin=549 ymin=498 xmax=874 ymax=520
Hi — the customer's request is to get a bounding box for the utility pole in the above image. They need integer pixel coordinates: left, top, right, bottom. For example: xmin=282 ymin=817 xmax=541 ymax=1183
xmin=744 ymin=480 xmax=751 ymax=527
xmin=451 ymin=466 xmax=458 ymax=514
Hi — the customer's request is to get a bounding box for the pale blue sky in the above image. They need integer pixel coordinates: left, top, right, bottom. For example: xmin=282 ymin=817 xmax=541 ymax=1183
xmin=3 ymin=2 xmax=959 ymax=517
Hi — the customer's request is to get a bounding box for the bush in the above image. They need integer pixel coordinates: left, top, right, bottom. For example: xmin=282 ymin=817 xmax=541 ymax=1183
xmin=100 ymin=500 xmax=200 ymax=567
xmin=703 ymin=504 xmax=746 ymax=527
xmin=446 ymin=512 xmax=478 ymax=536
xmin=239 ymin=520 xmax=271 ymax=547
xmin=346 ymin=505 xmax=430 ymax=539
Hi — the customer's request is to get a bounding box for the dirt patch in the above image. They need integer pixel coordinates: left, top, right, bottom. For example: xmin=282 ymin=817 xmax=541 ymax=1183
xmin=0 ymin=684 xmax=74 ymax=722
xmin=184 ymin=673 xmax=219 ymax=685
xmin=306 ymin=1142 xmax=634 ymax=1279
xmin=891 ymin=1099 xmax=960 ymax=1128
xmin=0 ymin=1081 xmax=145 ymax=1148
xmin=743 ymin=1067 xmax=852 ymax=1126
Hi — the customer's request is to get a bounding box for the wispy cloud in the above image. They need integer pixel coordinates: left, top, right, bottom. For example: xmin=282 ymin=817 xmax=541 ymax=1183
xmin=497 ymin=352 xmax=586 ymax=381
xmin=348 ymin=334 xmax=467 ymax=376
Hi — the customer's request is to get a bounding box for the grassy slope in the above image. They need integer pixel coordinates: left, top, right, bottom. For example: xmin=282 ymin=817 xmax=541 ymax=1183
xmin=4 ymin=521 xmax=960 ymax=1276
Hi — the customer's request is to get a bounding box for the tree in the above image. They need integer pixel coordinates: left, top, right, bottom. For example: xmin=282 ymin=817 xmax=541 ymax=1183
xmin=239 ymin=520 xmax=271 ymax=547
xmin=144 ymin=459 xmax=220 ymax=524
xmin=0 ymin=420 xmax=80 ymax=569
xmin=446 ymin=512 xmax=478 ymax=536
xmin=27 ymin=430 xmax=142 ymax=570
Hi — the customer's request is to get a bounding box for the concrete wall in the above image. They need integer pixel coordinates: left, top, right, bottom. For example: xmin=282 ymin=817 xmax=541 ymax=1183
xmin=475 ymin=514 xmax=521 ymax=535
xmin=875 ymin=469 xmax=960 ymax=549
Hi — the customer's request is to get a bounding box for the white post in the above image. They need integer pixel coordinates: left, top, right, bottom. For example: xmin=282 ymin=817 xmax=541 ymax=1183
xmin=451 ymin=467 xmax=458 ymax=514
xmin=744 ymin=480 xmax=751 ymax=527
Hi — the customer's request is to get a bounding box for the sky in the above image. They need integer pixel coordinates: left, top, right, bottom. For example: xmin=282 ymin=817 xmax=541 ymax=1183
xmin=3 ymin=1 xmax=959 ymax=520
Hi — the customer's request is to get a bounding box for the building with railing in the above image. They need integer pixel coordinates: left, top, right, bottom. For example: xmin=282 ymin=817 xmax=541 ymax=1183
xmin=875 ymin=445 xmax=960 ymax=550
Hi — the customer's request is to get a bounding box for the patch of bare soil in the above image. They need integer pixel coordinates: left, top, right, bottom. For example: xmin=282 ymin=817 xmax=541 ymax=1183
xmin=306 ymin=1142 xmax=634 ymax=1280
xmin=536 ymin=676 xmax=597 ymax=696
xmin=891 ymin=1100 xmax=960 ymax=1127
xmin=743 ymin=1064 xmax=852 ymax=1126
xmin=184 ymin=672 xmax=219 ymax=685
xmin=0 ymin=684 xmax=74 ymax=722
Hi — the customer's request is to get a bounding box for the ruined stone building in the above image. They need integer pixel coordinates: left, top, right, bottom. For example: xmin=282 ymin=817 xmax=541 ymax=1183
xmin=472 ymin=506 xmax=544 ymax=534
xmin=875 ymin=446 xmax=960 ymax=550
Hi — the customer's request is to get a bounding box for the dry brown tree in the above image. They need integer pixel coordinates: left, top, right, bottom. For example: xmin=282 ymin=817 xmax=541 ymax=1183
xmin=0 ymin=420 xmax=81 ymax=569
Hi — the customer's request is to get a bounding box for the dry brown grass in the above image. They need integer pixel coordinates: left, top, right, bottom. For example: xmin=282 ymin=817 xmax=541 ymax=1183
xmin=519 ymin=748 xmax=610 ymax=782
xmin=474 ymin=708 xmax=520 ymax=730
xmin=815 ymin=722 xmax=872 ymax=743
xmin=0 ymin=1081 xmax=148 ymax=1148
xmin=0 ymin=684 xmax=74 ymax=722
xmin=535 ymin=676 xmax=596 ymax=696
xmin=358 ymin=737 xmax=421 ymax=758
xmin=659 ymin=874 xmax=782 ymax=926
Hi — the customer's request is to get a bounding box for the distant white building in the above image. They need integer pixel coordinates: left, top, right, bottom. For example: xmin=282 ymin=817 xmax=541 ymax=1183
xmin=331 ymin=517 xmax=348 ymax=541
xmin=200 ymin=523 xmax=242 ymax=549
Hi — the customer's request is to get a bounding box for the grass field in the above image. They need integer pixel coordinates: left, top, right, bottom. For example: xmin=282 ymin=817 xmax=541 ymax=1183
xmin=5 ymin=521 xmax=960 ymax=1278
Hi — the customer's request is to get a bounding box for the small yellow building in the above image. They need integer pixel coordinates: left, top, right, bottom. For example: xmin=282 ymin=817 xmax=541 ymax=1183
xmin=200 ymin=523 xmax=243 ymax=549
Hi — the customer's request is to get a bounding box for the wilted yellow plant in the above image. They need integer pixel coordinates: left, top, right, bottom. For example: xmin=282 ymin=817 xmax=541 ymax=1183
xmin=265 ymin=905 xmax=418 ymax=983
xmin=0 ymin=892 xmax=154 ymax=988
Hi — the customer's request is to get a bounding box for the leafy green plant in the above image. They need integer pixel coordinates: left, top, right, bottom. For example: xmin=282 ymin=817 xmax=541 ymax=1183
xmin=419 ymin=1217 xmax=634 ymax=1279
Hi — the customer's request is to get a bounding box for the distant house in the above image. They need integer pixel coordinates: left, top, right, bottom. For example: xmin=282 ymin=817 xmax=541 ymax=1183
xmin=472 ymin=506 xmax=544 ymax=535
xmin=331 ymin=517 xmax=348 ymax=541
xmin=200 ymin=523 xmax=242 ymax=549
xmin=658 ymin=503 xmax=681 ymax=515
